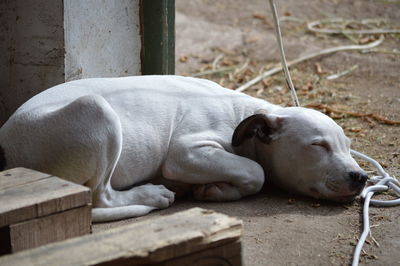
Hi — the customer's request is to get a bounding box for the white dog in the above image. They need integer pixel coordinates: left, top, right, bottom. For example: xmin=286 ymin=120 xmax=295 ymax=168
xmin=0 ymin=76 xmax=367 ymax=222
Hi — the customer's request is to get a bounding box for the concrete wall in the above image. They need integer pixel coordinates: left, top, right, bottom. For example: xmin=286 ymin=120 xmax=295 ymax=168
xmin=0 ymin=0 xmax=64 ymax=125
xmin=0 ymin=0 xmax=141 ymax=125
xmin=64 ymin=0 xmax=141 ymax=81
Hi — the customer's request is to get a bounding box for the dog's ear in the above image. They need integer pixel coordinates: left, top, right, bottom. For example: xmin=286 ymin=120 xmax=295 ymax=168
xmin=232 ymin=113 xmax=284 ymax=146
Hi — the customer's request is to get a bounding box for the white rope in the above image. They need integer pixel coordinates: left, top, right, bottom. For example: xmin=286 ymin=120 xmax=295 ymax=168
xmin=307 ymin=18 xmax=400 ymax=35
xmin=350 ymin=150 xmax=400 ymax=266
xmin=266 ymin=1 xmax=400 ymax=265
xmin=268 ymin=0 xmax=299 ymax=107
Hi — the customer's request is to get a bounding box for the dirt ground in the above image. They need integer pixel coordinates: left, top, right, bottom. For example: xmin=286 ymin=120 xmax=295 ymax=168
xmin=94 ymin=1 xmax=400 ymax=265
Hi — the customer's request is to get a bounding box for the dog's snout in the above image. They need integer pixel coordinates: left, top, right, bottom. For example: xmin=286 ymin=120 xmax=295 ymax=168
xmin=349 ymin=171 xmax=368 ymax=189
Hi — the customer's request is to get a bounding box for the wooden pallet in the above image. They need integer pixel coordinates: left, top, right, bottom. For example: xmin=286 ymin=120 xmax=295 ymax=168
xmin=0 ymin=207 xmax=243 ymax=265
xmin=0 ymin=168 xmax=91 ymax=254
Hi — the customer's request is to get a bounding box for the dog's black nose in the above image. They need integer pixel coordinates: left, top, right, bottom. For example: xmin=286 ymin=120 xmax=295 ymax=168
xmin=349 ymin=171 xmax=368 ymax=189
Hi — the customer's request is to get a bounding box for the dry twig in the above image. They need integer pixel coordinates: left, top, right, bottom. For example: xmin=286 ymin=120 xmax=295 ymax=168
xmin=212 ymin=54 xmax=224 ymax=70
xmin=326 ymin=64 xmax=359 ymax=80
xmin=192 ymin=66 xmax=235 ymax=77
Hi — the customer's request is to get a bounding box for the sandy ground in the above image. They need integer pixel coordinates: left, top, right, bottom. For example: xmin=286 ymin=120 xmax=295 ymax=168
xmin=94 ymin=1 xmax=400 ymax=265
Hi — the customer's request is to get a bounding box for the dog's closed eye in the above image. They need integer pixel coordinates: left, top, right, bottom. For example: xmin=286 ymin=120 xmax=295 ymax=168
xmin=311 ymin=141 xmax=331 ymax=152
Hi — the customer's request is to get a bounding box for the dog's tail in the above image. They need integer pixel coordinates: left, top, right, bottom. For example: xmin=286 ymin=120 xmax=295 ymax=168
xmin=0 ymin=145 xmax=6 ymax=171
xmin=92 ymin=205 xmax=156 ymax=223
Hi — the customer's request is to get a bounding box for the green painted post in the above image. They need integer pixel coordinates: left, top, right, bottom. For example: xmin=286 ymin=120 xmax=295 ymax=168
xmin=140 ymin=0 xmax=175 ymax=75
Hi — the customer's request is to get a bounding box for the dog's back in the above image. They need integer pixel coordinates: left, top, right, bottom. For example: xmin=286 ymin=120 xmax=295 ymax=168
xmin=0 ymin=75 xmax=272 ymax=179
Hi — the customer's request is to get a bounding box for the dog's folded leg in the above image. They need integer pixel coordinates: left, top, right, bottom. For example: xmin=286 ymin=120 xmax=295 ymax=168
xmin=162 ymin=138 xmax=265 ymax=201
xmin=92 ymin=205 xmax=156 ymax=223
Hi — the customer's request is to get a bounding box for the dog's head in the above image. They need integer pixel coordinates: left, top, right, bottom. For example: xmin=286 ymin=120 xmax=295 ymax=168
xmin=232 ymin=107 xmax=367 ymax=202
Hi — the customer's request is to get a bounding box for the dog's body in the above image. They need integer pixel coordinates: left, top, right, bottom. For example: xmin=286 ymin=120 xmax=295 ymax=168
xmin=0 ymin=75 xmax=367 ymax=222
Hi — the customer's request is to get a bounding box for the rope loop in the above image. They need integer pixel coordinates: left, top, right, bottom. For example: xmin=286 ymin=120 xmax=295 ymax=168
xmin=351 ymin=150 xmax=399 ymax=266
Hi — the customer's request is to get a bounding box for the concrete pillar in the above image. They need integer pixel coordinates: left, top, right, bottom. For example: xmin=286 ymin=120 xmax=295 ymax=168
xmin=0 ymin=0 xmax=141 ymax=125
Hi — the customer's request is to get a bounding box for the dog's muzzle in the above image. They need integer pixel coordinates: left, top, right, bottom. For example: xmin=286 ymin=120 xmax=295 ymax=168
xmin=349 ymin=170 xmax=368 ymax=193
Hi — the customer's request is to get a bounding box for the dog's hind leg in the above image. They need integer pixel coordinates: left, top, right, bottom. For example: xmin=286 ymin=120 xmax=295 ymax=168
xmin=52 ymin=95 xmax=175 ymax=222
xmin=91 ymin=181 xmax=175 ymax=222
xmin=91 ymin=205 xmax=157 ymax=222
xmin=94 ymin=182 xmax=175 ymax=221
xmin=51 ymin=96 xmax=176 ymax=222
xmin=40 ymin=95 xmax=175 ymax=222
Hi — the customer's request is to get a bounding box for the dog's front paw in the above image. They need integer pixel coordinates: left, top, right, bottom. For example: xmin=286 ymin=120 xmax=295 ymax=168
xmin=137 ymin=184 xmax=175 ymax=209
xmin=193 ymin=182 xmax=241 ymax=201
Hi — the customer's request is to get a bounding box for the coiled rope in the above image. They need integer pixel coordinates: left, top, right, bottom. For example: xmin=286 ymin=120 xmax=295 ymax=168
xmin=350 ymin=150 xmax=400 ymax=266
xmin=267 ymin=1 xmax=400 ymax=265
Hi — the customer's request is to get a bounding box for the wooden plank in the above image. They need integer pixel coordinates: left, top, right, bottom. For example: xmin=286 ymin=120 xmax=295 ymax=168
xmin=160 ymin=240 xmax=242 ymax=266
xmin=140 ymin=0 xmax=175 ymax=75
xmin=9 ymin=205 xmax=91 ymax=252
xmin=0 ymin=208 xmax=242 ymax=266
xmin=0 ymin=168 xmax=51 ymax=191
xmin=0 ymin=175 xmax=91 ymax=227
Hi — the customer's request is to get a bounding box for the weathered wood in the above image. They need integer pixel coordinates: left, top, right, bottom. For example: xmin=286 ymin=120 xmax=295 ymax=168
xmin=0 ymin=208 xmax=243 ymax=266
xmin=160 ymin=240 xmax=242 ymax=266
xmin=0 ymin=168 xmax=91 ymax=227
xmin=9 ymin=205 xmax=91 ymax=252
xmin=0 ymin=168 xmax=92 ymax=254
xmin=0 ymin=167 xmax=51 ymax=190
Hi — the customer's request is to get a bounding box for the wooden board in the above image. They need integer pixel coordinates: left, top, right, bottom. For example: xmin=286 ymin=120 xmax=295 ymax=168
xmin=9 ymin=205 xmax=91 ymax=252
xmin=161 ymin=240 xmax=242 ymax=266
xmin=0 ymin=168 xmax=92 ymax=254
xmin=0 ymin=167 xmax=51 ymax=190
xmin=0 ymin=208 xmax=243 ymax=266
xmin=0 ymin=168 xmax=91 ymax=227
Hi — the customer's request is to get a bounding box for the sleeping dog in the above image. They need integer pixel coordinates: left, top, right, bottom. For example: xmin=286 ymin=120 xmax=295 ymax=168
xmin=0 ymin=75 xmax=367 ymax=222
